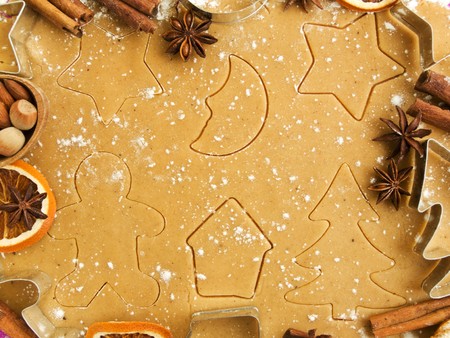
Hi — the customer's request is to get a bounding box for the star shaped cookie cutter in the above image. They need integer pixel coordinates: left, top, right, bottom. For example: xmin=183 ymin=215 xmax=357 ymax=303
xmin=0 ymin=0 xmax=33 ymax=78
xmin=186 ymin=306 xmax=261 ymax=337
xmin=410 ymin=138 xmax=450 ymax=298
xmin=390 ymin=2 xmax=434 ymax=69
xmin=0 ymin=271 xmax=79 ymax=337
xmin=179 ymin=0 xmax=267 ymax=23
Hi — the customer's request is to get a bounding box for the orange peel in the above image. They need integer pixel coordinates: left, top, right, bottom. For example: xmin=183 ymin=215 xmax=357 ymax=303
xmin=86 ymin=322 xmax=173 ymax=338
xmin=336 ymin=0 xmax=398 ymax=12
xmin=0 ymin=160 xmax=56 ymax=253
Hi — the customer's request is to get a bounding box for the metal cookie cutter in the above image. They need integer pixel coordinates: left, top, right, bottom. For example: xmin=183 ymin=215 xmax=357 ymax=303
xmin=390 ymin=2 xmax=434 ymax=69
xmin=410 ymin=139 xmax=450 ymax=298
xmin=0 ymin=271 xmax=80 ymax=337
xmin=186 ymin=306 xmax=261 ymax=337
xmin=179 ymin=0 xmax=267 ymax=23
xmin=0 ymin=0 xmax=33 ymax=78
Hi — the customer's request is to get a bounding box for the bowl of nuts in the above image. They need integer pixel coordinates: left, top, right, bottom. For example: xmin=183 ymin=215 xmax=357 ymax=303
xmin=0 ymin=75 xmax=48 ymax=166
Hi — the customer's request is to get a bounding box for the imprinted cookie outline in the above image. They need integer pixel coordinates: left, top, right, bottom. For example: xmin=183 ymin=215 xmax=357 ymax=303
xmin=190 ymin=54 xmax=269 ymax=157
xmin=298 ymin=13 xmax=405 ymax=121
xmin=285 ymin=163 xmax=405 ymax=318
xmin=187 ymin=197 xmax=273 ymax=299
xmin=57 ymin=24 xmax=163 ymax=125
xmin=52 ymin=151 xmax=166 ymax=307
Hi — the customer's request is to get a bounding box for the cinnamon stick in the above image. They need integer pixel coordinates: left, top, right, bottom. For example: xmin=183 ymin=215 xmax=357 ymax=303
xmin=94 ymin=0 xmax=157 ymax=33
xmin=24 ymin=0 xmax=82 ymax=37
xmin=283 ymin=328 xmax=332 ymax=338
xmin=370 ymin=296 xmax=450 ymax=337
xmin=120 ymin=0 xmax=159 ymax=16
xmin=407 ymin=98 xmax=450 ymax=132
xmin=0 ymin=300 xmax=37 ymax=337
xmin=48 ymin=0 xmax=94 ymax=23
xmin=372 ymin=306 xmax=450 ymax=337
xmin=415 ymin=70 xmax=450 ymax=106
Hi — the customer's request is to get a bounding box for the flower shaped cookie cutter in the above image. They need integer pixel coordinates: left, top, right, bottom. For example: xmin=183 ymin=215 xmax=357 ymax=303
xmin=0 ymin=0 xmax=34 ymax=78
xmin=410 ymin=139 xmax=450 ymax=299
xmin=390 ymin=2 xmax=435 ymax=69
xmin=179 ymin=0 xmax=267 ymax=23
xmin=0 ymin=271 xmax=79 ymax=337
xmin=186 ymin=306 xmax=261 ymax=337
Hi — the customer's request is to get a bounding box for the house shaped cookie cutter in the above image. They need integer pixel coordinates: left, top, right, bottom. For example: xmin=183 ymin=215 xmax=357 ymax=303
xmin=0 ymin=0 xmax=33 ymax=78
xmin=186 ymin=306 xmax=261 ymax=337
xmin=390 ymin=2 xmax=435 ymax=69
xmin=0 ymin=271 xmax=80 ymax=337
xmin=410 ymin=138 xmax=450 ymax=298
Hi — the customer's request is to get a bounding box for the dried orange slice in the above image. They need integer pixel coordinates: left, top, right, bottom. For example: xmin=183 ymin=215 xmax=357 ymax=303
xmin=336 ymin=0 xmax=397 ymax=12
xmin=86 ymin=322 xmax=173 ymax=338
xmin=0 ymin=160 xmax=56 ymax=253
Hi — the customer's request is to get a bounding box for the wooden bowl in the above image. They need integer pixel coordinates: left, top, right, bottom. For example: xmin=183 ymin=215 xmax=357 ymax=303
xmin=0 ymin=75 xmax=48 ymax=167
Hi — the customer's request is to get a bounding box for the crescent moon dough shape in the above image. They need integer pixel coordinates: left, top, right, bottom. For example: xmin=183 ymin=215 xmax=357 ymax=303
xmin=190 ymin=55 xmax=268 ymax=156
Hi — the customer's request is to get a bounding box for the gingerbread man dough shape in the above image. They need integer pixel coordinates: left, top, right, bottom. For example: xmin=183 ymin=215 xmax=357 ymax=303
xmin=52 ymin=152 xmax=165 ymax=308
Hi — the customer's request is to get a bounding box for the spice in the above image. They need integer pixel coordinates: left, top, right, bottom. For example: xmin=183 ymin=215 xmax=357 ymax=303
xmin=370 ymin=296 xmax=450 ymax=337
xmin=407 ymin=98 xmax=450 ymax=132
xmin=0 ymin=182 xmax=48 ymax=230
xmin=94 ymin=0 xmax=158 ymax=33
xmin=415 ymin=70 xmax=450 ymax=106
xmin=368 ymin=159 xmax=412 ymax=210
xmin=373 ymin=106 xmax=431 ymax=160
xmin=284 ymin=0 xmax=323 ymax=12
xmin=47 ymin=0 xmax=94 ymax=23
xmin=0 ymin=300 xmax=37 ymax=338
xmin=24 ymin=0 xmax=83 ymax=37
xmin=162 ymin=9 xmax=218 ymax=61
xmin=283 ymin=328 xmax=332 ymax=338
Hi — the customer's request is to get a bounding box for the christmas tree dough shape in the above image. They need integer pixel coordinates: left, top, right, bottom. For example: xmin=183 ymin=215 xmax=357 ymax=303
xmin=286 ymin=163 xmax=404 ymax=318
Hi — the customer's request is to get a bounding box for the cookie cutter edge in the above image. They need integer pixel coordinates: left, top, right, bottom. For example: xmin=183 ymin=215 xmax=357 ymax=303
xmin=0 ymin=0 xmax=33 ymax=78
xmin=0 ymin=271 xmax=80 ymax=337
xmin=390 ymin=1 xmax=435 ymax=69
xmin=185 ymin=306 xmax=261 ymax=337
xmin=410 ymin=138 xmax=450 ymax=298
xmin=178 ymin=0 xmax=267 ymax=23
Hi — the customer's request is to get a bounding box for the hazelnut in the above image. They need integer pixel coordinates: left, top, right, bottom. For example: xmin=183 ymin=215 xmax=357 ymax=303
xmin=9 ymin=99 xmax=38 ymax=131
xmin=0 ymin=127 xmax=25 ymax=157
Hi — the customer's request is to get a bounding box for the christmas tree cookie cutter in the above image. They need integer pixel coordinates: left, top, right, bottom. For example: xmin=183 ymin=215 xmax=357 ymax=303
xmin=390 ymin=2 xmax=434 ymax=69
xmin=0 ymin=271 xmax=79 ymax=337
xmin=179 ymin=0 xmax=267 ymax=23
xmin=186 ymin=306 xmax=261 ymax=337
xmin=410 ymin=138 xmax=450 ymax=298
xmin=0 ymin=0 xmax=33 ymax=78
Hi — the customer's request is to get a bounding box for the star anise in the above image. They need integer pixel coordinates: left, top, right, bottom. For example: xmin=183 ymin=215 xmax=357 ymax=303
xmin=373 ymin=106 xmax=431 ymax=160
xmin=162 ymin=9 xmax=218 ymax=62
xmin=0 ymin=183 xmax=47 ymax=230
xmin=368 ymin=159 xmax=412 ymax=210
xmin=284 ymin=0 xmax=323 ymax=12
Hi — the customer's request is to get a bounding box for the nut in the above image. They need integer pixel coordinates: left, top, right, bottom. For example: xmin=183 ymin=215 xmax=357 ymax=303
xmin=0 ymin=82 xmax=15 ymax=109
xmin=0 ymin=127 xmax=25 ymax=157
xmin=3 ymin=79 xmax=32 ymax=101
xmin=0 ymin=102 xmax=11 ymax=129
xmin=9 ymin=99 xmax=38 ymax=131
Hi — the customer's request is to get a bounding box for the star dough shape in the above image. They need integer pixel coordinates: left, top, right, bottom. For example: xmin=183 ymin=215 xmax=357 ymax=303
xmin=58 ymin=24 xmax=162 ymax=124
xmin=299 ymin=14 xmax=403 ymax=121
